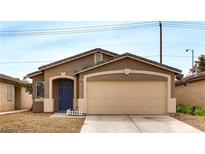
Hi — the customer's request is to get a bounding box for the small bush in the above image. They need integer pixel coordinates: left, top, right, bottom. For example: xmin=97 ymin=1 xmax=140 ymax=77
xmin=180 ymin=104 xmax=193 ymax=114
xmin=176 ymin=104 xmax=183 ymax=112
xmin=176 ymin=104 xmax=205 ymax=116
xmin=192 ymin=106 xmax=205 ymax=116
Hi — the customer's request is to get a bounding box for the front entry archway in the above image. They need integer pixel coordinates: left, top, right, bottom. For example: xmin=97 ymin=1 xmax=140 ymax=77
xmin=47 ymin=73 xmax=77 ymax=112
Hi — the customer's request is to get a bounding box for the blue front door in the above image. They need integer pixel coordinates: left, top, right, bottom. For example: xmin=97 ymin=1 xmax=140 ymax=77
xmin=59 ymin=81 xmax=73 ymax=111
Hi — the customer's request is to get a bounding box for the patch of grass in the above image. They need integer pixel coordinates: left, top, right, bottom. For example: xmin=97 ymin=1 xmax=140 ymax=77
xmin=176 ymin=104 xmax=205 ymax=116
xmin=0 ymin=112 xmax=85 ymax=133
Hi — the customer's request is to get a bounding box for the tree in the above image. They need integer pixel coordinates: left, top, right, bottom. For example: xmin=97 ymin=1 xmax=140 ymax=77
xmin=23 ymin=75 xmax=32 ymax=94
xmin=189 ymin=54 xmax=205 ymax=73
xmin=25 ymin=83 xmax=33 ymax=94
xmin=196 ymin=54 xmax=205 ymax=72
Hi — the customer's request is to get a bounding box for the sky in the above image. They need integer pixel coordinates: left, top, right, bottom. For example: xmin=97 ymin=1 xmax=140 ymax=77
xmin=0 ymin=21 xmax=205 ymax=80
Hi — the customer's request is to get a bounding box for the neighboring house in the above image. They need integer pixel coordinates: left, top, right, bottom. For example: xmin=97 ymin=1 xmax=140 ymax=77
xmin=0 ymin=74 xmax=33 ymax=112
xmin=176 ymin=72 xmax=205 ymax=108
xmin=27 ymin=48 xmax=181 ymax=114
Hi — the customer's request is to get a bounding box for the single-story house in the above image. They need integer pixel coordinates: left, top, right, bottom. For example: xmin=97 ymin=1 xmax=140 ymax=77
xmin=176 ymin=72 xmax=205 ymax=108
xmin=27 ymin=48 xmax=181 ymax=114
xmin=0 ymin=74 xmax=32 ymax=112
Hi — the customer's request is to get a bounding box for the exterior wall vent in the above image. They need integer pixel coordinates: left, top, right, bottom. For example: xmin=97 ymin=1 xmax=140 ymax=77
xmin=94 ymin=52 xmax=103 ymax=63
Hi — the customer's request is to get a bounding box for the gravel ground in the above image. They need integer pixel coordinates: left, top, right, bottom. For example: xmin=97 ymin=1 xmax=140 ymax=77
xmin=171 ymin=113 xmax=205 ymax=132
xmin=0 ymin=111 xmax=85 ymax=133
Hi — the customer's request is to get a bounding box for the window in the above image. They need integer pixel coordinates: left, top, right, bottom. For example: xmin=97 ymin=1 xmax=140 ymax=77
xmin=36 ymin=81 xmax=44 ymax=98
xmin=7 ymin=85 xmax=13 ymax=101
xmin=94 ymin=52 xmax=103 ymax=63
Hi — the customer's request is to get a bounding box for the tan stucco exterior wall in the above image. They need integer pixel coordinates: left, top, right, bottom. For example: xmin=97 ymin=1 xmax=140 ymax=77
xmin=31 ymin=52 xmax=113 ymax=112
xmin=176 ymin=80 xmax=205 ymax=107
xmin=43 ymin=54 xmax=94 ymax=98
xmin=20 ymin=87 xmax=32 ymax=109
xmin=0 ymin=82 xmax=15 ymax=112
xmin=79 ymin=58 xmax=176 ymax=98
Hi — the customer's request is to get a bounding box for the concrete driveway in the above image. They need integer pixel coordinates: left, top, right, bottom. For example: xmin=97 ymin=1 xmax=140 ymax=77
xmin=80 ymin=115 xmax=202 ymax=133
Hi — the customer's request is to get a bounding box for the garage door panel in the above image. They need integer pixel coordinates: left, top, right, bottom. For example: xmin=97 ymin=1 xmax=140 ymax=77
xmin=87 ymin=81 xmax=167 ymax=114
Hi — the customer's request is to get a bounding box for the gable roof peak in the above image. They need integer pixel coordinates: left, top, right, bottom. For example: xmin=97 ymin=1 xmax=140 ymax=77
xmin=75 ymin=51 xmax=181 ymax=74
xmin=38 ymin=48 xmax=118 ymax=70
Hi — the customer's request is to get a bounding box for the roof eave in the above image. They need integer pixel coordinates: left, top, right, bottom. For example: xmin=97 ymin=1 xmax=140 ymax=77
xmin=176 ymin=76 xmax=205 ymax=86
xmin=27 ymin=71 xmax=43 ymax=78
xmin=74 ymin=55 xmax=181 ymax=75
xmin=38 ymin=48 xmax=118 ymax=71
xmin=0 ymin=75 xmax=27 ymax=85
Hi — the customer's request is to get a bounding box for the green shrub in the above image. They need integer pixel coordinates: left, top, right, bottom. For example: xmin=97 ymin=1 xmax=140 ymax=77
xmin=176 ymin=104 xmax=205 ymax=116
xmin=176 ymin=104 xmax=183 ymax=112
xmin=180 ymin=104 xmax=193 ymax=114
xmin=192 ymin=106 xmax=205 ymax=116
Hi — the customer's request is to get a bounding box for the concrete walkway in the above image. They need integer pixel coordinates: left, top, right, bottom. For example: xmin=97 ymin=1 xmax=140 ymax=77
xmin=80 ymin=115 xmax=202 ymax=133
xmin=0 ymin=109 xmax=30 ymax=116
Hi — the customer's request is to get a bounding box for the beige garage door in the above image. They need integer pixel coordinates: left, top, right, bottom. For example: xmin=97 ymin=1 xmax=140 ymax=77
xmin=87 ymin=81 xmax=167 ymax=114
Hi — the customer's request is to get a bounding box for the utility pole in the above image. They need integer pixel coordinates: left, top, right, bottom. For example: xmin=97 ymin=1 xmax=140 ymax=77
xmin=186 ymin=49 xmax=195 ymax=74
xmin=159 ymin=21 xmax=162 ymax=64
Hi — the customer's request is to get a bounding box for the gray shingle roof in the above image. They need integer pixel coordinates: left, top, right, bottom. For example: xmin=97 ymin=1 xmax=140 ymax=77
xmin=26 ymin=70 xmax=43 ymax=78
xmin=176 ymin=71 xmax=205 ymax=85
xmin=0 ymin=74 xmax=27 ymax=85
xmin=27 ymin=48 xmax=182 ymax=78
xmin=74 ymin=52 xmax=182 ymax=74
xmin=38 ymin=48 xmax=118 ymax=70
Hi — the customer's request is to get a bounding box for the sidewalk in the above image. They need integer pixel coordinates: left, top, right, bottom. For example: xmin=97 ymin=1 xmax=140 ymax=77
xmin=0 ymin=109 xmax=30 ymax=116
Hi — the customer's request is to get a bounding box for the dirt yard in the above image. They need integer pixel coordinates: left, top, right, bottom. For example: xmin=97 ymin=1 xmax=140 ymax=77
xmin=172 ymin=113 xmax=205 ymax=132
xmin=0 ymin=111 xmax=85 ymax=133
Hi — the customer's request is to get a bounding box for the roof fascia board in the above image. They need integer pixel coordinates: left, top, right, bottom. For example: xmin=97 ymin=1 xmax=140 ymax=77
xmin=39 ymin=50 xmax=116 ymax=71
xmin=27 ymin=71 xmax=43 ymax=78
xmin=176 ymin=76 xmax=205 ymax=85
xmin=75 ymin=55 xmax=181 ymax=75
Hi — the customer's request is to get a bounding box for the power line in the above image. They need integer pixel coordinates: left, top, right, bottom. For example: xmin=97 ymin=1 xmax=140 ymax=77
xmin=1 ymin=22 xmax=157 ymax=33
xmin=162 ymin=22 xmax=205 ymax=29
xmin=0 ymin=21 xmax=204 ymax=38
xmin=1 ymin=22 xmax=158 ymax=37
xmin=2 ymin=21 xmax=204 ymax=33
xmin=163 ymin=21 xmax=205 ymax=26
xmin=0 ymin=21 xmax=204 ymax=37
xmin=164 ymin=25 xmax=205 ymax=30
xmin=164 ymin=21 xmax=205 ymax=26
xmin=1 ymin=21 xmax=205 ymax=35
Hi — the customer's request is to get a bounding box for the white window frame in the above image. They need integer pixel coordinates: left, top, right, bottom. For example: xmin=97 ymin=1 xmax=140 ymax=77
xmin=36 ymin=81 xmax=44 ymax=99
xmin=94 ymin=52 xmax=103 ymax=63
xmin=7 ymin=85 xmax=13 ymax=101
